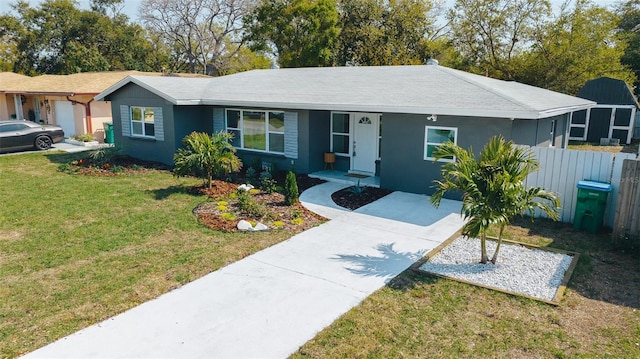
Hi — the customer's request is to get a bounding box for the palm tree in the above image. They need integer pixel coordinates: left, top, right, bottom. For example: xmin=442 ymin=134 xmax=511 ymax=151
xmin=430 ymin=136 xmax=560 ymax=264
xmin=173 ymin=131 xmax=242 ymax=188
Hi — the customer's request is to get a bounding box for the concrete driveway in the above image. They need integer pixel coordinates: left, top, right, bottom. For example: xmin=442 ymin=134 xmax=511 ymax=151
xmin=23 ymin=182 xmax=463 ymax=358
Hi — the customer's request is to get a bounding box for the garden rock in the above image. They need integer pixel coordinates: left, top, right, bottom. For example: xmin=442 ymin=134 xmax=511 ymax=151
xmin=237 ymin=184 xmax=254 ymax=192
xmin=254 ymin=222 xmax=268 ymax=231
xmin=237 ymin=220 xmax=253 ymax=231
xmin=237 ymin=220 xmax=269 ymax=231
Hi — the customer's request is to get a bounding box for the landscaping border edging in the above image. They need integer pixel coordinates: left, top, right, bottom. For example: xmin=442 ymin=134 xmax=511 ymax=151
xmin=410 ymin=232 xmax=580 ymax=305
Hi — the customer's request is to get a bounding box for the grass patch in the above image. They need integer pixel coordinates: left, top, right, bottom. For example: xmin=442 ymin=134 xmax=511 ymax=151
xmin=0 ymin=151 xmax=297 ymax=357
xmin=568 ymin=140 xmax=639 ymax=154
xmin=293 ymin=217 xmax=640 ymax=358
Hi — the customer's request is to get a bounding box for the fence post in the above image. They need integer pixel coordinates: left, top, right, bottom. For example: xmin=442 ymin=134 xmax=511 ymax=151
xmin=612 ymin=159 xmax=640 ymax=244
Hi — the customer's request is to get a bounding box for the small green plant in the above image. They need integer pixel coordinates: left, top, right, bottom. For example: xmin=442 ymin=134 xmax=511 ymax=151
xmin=284 ymin=171 xmax=299 ymax=205
xmin=110 ymin=165 xmax=125 ymax=173
xmin=236 ymin=189 xmax=268 ymax=218
xmin=349 ymin=179 xmax=366 ymax=194
xmin=220 ymin=212 xmax=237 ymax=221
xmin=217 ymin=205 xmax=228 ymax=211
xmin=57 ymin=163 xmax=78 ymax=174
xmin=272 ymin=221 xmax=285 ymax=229
xmin=72 ymin=133 xmax=95 ymax=142
xmin=245 ymin=167 xmax=257 ymax=185
xmin=259 ymin=169 xmax=278 ymax=193
xmin=292 ymin=218 xmax=304 ymax=226
xmin=88 ymin=145 xmax=121 ymax=166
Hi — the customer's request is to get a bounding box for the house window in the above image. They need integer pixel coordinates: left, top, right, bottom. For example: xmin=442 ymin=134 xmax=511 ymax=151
xmin=331 ymin=112 xmax=350 ymax=155
xmin=225 ymin=109 xmax=285 ymax=153
xmin=130 ymin=106 xmax=155 ymax=138
xmin=424 ymin=126 xmax=457 ymax=162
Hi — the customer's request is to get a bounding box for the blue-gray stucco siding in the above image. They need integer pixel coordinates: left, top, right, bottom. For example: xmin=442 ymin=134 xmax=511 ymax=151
xmin=106 ymin=83 xmax=177 ymax=165
xmin=380 ymin=114 xmax=513 ymax=195
xmin=104 ymin=82 xmax=570 ymax=195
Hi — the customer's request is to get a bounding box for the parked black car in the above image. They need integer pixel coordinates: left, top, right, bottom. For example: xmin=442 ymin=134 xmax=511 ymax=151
xmin=0 ymin=120 xmax=65 ymax=153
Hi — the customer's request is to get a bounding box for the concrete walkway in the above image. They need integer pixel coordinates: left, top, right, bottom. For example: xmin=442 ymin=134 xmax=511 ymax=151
xmin=24 ymin=183 xmax=463 ymax=359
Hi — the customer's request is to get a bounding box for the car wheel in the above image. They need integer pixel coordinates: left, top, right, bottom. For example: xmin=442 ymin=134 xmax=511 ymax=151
xmin=34 ymin=136 xmax=52 ymax=150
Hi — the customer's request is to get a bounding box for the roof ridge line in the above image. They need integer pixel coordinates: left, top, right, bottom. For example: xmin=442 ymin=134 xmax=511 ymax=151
xmin=435 ymin=66 xmax=537 ymax=114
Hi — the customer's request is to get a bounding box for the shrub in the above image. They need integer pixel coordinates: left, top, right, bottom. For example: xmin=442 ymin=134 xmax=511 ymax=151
xmin=284 ymin=171 xmax=299 ymax=205
xmin=173 ymin=131 xmax=242 ymax=188
xmin=348 ymin=179 xmax=366 ymax=194
xmin=88 ymin=145 xmax=122 ymax=166
xmin=72 ymin=133 xmax=95 ymax=142
xmin=221 ymin=212 xmax=236 ymax=221
xmin=261 ymin=176 xmax=278 ymax=194
xmin=245 ymin=167 xmax=257 ymax=185
xmin=236 ymin=189 xmax=268 ymax=218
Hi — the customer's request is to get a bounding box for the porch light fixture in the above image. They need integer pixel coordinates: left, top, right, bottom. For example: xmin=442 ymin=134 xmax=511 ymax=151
xmin=427 ymin=114 xmax=437 ymax=122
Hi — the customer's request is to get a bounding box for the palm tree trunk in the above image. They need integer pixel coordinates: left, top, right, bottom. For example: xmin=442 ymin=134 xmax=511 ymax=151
xmin=480 ymin=233 xmax=488 ymax=264
xmin=490 ymin=225 xmax=505 ymax=264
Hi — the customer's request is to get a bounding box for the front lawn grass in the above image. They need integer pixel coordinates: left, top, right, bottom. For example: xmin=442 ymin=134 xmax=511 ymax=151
xmin=293 ymin=218 xmax=640 ymax=358
xmin=0 ymin=151 xmax=295 ymax=358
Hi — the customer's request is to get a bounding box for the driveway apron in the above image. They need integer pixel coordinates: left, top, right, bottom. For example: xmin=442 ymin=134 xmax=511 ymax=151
xmin=24 ymin=182 xmax=463 ymax=359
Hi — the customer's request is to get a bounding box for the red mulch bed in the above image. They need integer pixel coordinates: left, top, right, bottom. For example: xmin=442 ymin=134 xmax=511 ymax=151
xmin=192 ymin=176 xmax=327 ymax=232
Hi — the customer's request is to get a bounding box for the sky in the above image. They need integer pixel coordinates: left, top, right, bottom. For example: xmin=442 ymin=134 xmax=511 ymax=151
xmin=0 ymin=0 xmax=624 ymax=22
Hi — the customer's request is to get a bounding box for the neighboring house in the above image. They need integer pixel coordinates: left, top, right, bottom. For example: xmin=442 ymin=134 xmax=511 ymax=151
xmin=95 ymin=64 xmax=595 ymax=195
xmin=0 ymin=71 xmax=207 ymax=142
xmin=572 ymin=77 xmax=639 ymax=144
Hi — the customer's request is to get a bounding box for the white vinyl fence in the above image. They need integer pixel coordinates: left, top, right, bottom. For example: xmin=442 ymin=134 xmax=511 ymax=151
xmin=524 ymin=147 xmax=637 ymax=227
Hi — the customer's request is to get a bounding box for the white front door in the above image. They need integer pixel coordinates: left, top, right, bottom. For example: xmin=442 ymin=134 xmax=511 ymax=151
xmin=351 ymin=113 xmax=379 ymax=175
xmin=54 ymin=101 xmax=75 ymax=137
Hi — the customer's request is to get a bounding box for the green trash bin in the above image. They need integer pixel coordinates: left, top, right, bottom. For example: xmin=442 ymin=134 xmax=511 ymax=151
xmin=103 ymin=122 xmax=114 ymax=144
xmin=573 ymin=180 xmax=612 ymax=233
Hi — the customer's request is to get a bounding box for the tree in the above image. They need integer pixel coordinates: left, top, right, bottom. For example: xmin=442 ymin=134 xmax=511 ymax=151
xmin=245 ymin=0 xmax=340 ymax=67
xmin=173 ymin=131 xmax=243 ymax=189
xmin=617 ymin=0 xmax=640 ymax=96
xmin=518 ymin=0 xmax=635 ymax=94
xmin=335 ymin=0 xmax=443 ymax=66
xmin=430 ymin=136 xmax=560 ymax=264
xmin=448 ymin=0 xmax=551 ymax=79
xmin=284 ymin=171 xmax=299 ymax=205
xmin=140 ymin=0 xmax=259 ymax=75
xmin=2 ymin=0 xmax=166 ymax=75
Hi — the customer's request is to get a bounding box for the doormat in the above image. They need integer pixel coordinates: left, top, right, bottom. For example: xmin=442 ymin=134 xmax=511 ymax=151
xmin=345 ymin=173 xmax=370 ymax=179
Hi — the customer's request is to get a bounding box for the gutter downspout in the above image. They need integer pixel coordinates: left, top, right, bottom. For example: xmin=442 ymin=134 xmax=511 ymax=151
xmin=67 ymin=96 xmax=94 ymax=134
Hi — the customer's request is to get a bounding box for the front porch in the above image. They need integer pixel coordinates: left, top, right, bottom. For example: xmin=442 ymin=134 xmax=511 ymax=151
xmin=308 ymin=170 xmax=380 ymax=188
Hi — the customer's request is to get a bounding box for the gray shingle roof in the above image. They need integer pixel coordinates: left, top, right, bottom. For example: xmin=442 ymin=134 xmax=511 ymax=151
xmin=96 ymin=65 xmax=595 ymax=119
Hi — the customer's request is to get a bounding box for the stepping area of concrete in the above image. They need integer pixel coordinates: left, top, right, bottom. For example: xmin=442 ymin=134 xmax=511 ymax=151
xmin=24 ymin=182 xmax=463 ymax=358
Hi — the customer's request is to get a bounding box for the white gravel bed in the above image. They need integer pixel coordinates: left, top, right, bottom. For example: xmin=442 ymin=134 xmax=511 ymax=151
xmin=419 ymin=236 xmax=574 ymax=301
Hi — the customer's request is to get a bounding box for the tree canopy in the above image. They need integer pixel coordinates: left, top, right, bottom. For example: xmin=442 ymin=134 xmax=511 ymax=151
xmin=0 ymin=0 xmax=166 ymax=75
xmin=335 ymin=0 xmax=441 ymax=66
xmin=245 ymin=0 xmax=340 ymax=67
xmin=518 ymin=0 xmax=635 ymax=94
xmin=140 ymin=0 xmax=270 ymax=75
xmin=2 ymin=0 xmax=640 ymax=97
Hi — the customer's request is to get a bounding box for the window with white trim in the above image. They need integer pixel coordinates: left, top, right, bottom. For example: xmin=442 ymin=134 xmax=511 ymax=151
xmin=331 ymin=112 xmax=350 ymax=155
xmin=225 ymin=109 xmax=285 ymax=153
xmin=130 ymin=106 xmax=155 ymax=138
xmin=424 ymin=126 xmax=457 ymax=162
